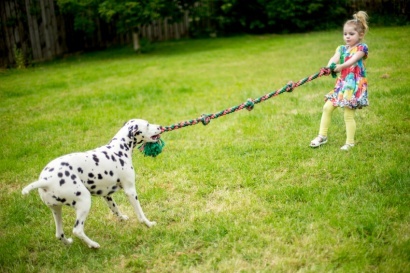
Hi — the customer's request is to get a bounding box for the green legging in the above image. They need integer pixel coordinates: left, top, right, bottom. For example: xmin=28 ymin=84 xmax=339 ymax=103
xmin=319 ymin=100 xmax=356 ymax=145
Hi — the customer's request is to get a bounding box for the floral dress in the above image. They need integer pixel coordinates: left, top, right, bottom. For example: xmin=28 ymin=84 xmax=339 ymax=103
xmin=325 ymin=43 xmax=369 ymax=109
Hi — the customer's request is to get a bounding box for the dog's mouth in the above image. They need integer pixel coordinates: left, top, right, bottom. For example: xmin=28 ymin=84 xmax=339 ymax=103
xmin=151 ymin=134 xmax=161 ymax=141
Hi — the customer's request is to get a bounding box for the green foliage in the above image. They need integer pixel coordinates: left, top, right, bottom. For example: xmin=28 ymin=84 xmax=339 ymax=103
xmin=189 ymin=0 xmax=409 ymax=35
xmin=98 ymin=0 xmax=162 ymax=32
xmin=13 ymin=46 xmax=26 ymax=69
xmin=0 ymin=26 xmax=409 ymax=272
xmin=57 ymin=0 xmax=101 ymax=36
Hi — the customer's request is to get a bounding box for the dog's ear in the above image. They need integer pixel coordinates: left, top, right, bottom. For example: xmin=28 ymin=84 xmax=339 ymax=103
xmin=128 ymin=125 xmax=142 ymax=138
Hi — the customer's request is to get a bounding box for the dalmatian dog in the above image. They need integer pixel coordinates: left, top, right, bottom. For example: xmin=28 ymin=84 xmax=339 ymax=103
xmin=22 ymin=119 xmax=161 ymax=248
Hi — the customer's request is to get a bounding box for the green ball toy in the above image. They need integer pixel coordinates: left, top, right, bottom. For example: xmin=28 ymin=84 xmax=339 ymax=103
xmin=138 ymin=139 xmax=165 ymax=157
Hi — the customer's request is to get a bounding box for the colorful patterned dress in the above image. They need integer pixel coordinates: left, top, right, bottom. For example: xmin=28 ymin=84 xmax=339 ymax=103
xmin=325 ymin=43 xmax=369 ymax=109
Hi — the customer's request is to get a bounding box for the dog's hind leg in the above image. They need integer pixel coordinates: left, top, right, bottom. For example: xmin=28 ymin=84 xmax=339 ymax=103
xmin=72 ymin=196 xmax=100 ymax=248
xmin=103 ymin=196 xmax=129 ymax=220
xmin=123 ymin=188 xmax=156 ymax=228
xmin=49 ymin=205 xmax=73 ymax=245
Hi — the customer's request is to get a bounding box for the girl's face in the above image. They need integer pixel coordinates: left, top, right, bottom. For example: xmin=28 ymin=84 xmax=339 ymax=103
xmin=343 ymin=24 xmax=363 ymax=47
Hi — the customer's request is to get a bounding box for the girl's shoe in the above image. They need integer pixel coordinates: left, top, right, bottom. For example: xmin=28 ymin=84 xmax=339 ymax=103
xmin=310 ymin=135 xmax=328 ymax=148
xmin=340 ymin=143 xmax=354 ymax=151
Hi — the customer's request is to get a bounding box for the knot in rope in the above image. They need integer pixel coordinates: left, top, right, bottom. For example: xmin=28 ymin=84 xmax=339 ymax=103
xmin=200 ymin=114 xmax=211 ymax=125
xmin=285 ymin=81 xmax=295 ymax=92
xmin=245 ymin=98 xmax=255 ymax=111
xmin=320 ymin=63 xmax=338 ymax=78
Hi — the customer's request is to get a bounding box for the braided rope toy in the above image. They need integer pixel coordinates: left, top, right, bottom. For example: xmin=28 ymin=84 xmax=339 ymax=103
xmin=140 ymin=64 xmax=337 ymax=157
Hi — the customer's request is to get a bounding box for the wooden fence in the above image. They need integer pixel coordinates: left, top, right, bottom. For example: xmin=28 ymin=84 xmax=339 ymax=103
xmin=0 ymin=0 xmax=191 ymax=67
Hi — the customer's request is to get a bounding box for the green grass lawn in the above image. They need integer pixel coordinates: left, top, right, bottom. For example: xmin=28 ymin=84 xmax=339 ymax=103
xmin=0 ymin=26 xmax=409 ymax=273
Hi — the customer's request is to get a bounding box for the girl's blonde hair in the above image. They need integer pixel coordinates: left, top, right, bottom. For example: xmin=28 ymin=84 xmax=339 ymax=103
xmin=345 ymin=11 xmax=369 ymax=37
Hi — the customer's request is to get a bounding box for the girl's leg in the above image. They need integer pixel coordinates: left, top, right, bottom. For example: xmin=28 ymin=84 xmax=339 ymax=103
xmin=319 ymin=100 xmax=337 ymax=137
xmin=310 ymin=100 xmax=336 ymax=147
xmin=344 ymin=107 xmax=356 ymax=145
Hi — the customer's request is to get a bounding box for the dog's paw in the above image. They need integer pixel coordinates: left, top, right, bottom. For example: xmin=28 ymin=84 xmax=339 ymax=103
xmin=146 ymin=221 xmax=157 ymax=228
xmin=119 ymin=215 xmax=129 ymax=221
xmin=62 ymin=238 xmax=73 ymax=245
xmin=21 ymin=188 xmax=30 ymax=195
xmin=88 ymin=241 xmax=100 ymax=249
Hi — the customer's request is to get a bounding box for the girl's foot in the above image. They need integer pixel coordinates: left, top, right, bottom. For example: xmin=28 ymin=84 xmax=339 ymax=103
xmin=310 ymin=135 xmax=328 ymax=148
xmin=340 ymin=143 xmax=354 ymax=151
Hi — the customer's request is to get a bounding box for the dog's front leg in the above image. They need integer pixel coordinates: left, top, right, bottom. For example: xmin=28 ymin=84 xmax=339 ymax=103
xmin=103 ymin=196 xmax=129 ymax=220
xmin=123 ymin=188 xmax=156 ymax=227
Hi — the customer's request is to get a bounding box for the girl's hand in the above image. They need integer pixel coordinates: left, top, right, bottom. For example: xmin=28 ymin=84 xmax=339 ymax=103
xmin=334 ymin=64 xmax=343 ymax=72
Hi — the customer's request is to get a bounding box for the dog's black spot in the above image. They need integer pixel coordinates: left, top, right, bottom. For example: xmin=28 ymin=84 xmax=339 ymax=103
xmin=117 ymin=178 xmax=121 ymax=183
xmin=98 ymin=174 xmax=103 ymax=179
xmin=111 ymin=155 xmax=116 ymax=162
xmin=60 ymin=179 xmax=65 ymax=186
xmin=119 ymin=144 xmax=124 ymax=150
xmin=61 ymin=234 xmax=65 ymax=238
xmin=91 ymin=185 xmax=96 ymax=189
xmin=90 ymin=191 xmax=95 ymax=195
xmin=88 ymin=173 xmax=94 ymax=178
xmin=135 ymin=196 xmax=138 ymax=200
xmin=125 ymin=143 xmax=131 ymax=151
xmin=97 ymin=190 xmax=103 ymax=195
xmin=78 ymin=167 xmax=83 ymax=173
xmin=102 ymin=151 xmax=110 ymax=160
xmin=119 ymin=159 xmax=125 ymax=167
xmin=92 ymin=154 xmax=99 ymax=166
xmin=109 ymin=171 xmax=114 ymax=176
xmin=64 ymin=171 xmax=70 ymax=177
xmin=65 ymin=203 xmax=70 ymax=206
xmin=75 ymin=191 xmax=81 ymax=196
xmin=108 ymin=191 xmax=115 ymax=195
xmin=106 ymin=196 xmax=113 ymax=201
xmin=49 ymin=168 xmax=54 ymax=172
xmin=74 ymin=220 xmax=79 ymax=228
xmin=58 ymin=172 xmax=63 ymax=178
xmin=112 ymin=185 xmax=117 ymax=190
xmin=72 ymin=201 xmax=76 ymax=206
xmin=52 ymin=195 xmax=66 ymax=203
xmin=104 ymin=171 xmax=108 ymax=175
xmin=121 ymin=138 xmax=125 ymax=142
xmin=61 ymin=162 xmax=69 ymax=166
xmin=71 ymin=174 xmax=76 ymax=180
xmin=87 ymin=180 xmax=94 ymax=184
xmin=107 ymin=146 xmax=112 ymax=149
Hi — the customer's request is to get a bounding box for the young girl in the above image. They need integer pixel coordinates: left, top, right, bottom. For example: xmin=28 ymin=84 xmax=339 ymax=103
xmin=310 ymin=11 xmax=369 ymax=151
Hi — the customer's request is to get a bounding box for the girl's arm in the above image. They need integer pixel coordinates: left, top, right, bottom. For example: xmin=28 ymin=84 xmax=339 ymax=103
xmin=334 ymin=51 xmax=365 ymax=72
xmin=327 ymin=51 xmax=340 ymax=67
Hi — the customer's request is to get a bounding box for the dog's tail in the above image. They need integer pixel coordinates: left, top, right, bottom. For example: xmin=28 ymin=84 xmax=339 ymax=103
xmin=22 ymin=180 xmax=49 ymax=195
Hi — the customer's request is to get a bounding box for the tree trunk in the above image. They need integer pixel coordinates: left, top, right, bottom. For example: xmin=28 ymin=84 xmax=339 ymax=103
xmin=132 ymin=30 xmax=140 ymax=52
